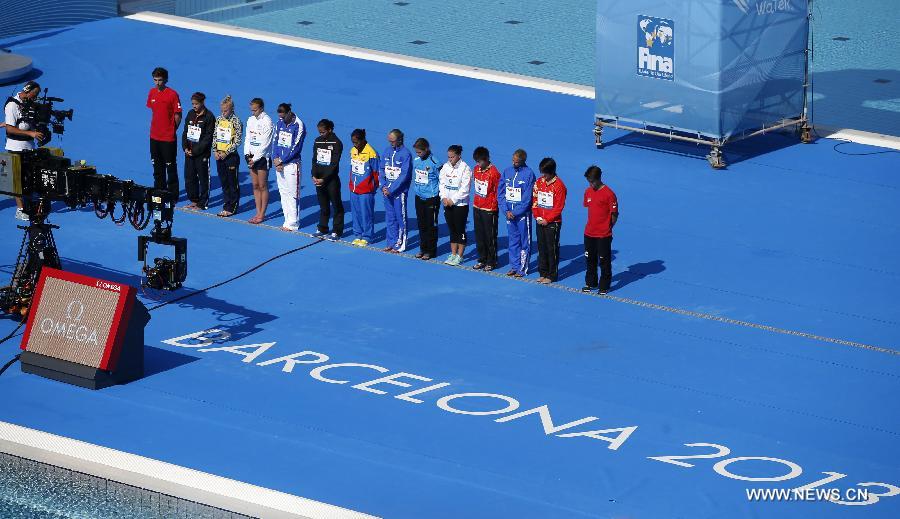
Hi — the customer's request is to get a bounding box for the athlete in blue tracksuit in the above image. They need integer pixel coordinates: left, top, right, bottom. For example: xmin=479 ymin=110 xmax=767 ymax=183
xmin=380 ymin=129 xmax=413 ymax=252
xmin=499 ymin=149 xmax=536 ymax=276
xmin=270 ymin=103 xmax=305 ymax=231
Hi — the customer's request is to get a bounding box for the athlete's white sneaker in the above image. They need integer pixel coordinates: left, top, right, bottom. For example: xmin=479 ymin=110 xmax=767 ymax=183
xmin=15 ymin=208 xmax=28 ymax=221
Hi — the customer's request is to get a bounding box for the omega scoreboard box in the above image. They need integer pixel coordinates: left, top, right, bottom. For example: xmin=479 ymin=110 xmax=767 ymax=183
xmin=19 ymin=267 xmax=149 ymax=389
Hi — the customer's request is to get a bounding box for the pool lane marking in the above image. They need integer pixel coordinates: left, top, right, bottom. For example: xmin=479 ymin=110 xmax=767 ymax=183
xmin=174 ymin=207 xmax=900 ymax=357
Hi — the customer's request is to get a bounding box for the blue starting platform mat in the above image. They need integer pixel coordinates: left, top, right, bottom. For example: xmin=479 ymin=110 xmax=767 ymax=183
xmin=1 ymin=16 xmax=899 ymax=519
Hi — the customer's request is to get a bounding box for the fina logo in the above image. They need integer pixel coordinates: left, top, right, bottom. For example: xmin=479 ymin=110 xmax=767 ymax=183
xmin=637 ymin=16 xmax=674 ymax=81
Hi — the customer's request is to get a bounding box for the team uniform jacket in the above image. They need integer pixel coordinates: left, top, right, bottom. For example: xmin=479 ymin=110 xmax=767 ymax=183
xmin=312 ymin=132 xmax=343 ymax=179
xmin=439 ymin=160 xmax=473 ymax=206
xmin=412 ymin=153 xmax=441 ymax=199
xmin=349 ymin=144 xmax=379 ymax=194
xmin=472 ymin=163 xmax=501 ymax=212
xmin=584 ymin=185 xmax=619 ymax=238
xmin=271 ymin=117 xmax=305 ymax=165
xmin=243 ymin=112 xmax=273 ymax=164
xmin=146 ymin=86 xmax=182 ymax=142
xmin=498 ymin=164 xmax=536 ymax=217
xmin=181 ymin=108 xmax=216 ymax=158
xmin=380 ymin=145 xmax=413 ymax=197
xmin=532 ymin=176 xmax=567 ymax=223
xmin=214 ymin=113 xmax=242 ymax=156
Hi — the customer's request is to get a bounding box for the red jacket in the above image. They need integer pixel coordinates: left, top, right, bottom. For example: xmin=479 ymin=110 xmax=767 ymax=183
xmin=583 ymin=185 xmax=618 ymax=238
xmin=472 ymin=163 xmax=501 ymax=211
xmin=532 ymin=175 xmax=567 ymax=223
xmin=146 ymin=86 xmax=182 ymax=142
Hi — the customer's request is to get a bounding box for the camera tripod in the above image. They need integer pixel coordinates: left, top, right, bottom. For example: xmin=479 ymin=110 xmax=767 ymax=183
xmin=1 ymin=200 xmax=60 ymax=317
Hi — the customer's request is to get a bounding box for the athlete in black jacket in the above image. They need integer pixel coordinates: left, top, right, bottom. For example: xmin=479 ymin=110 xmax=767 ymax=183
xmin=181 ymin=92 xmax=216 ymax=210
xmin=311 ymin=119 xmax=344 ymax=238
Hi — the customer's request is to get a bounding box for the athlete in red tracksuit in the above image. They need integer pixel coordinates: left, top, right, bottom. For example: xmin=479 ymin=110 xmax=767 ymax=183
xmin=532 ymin=157 xmax=567 ymax=283
xmin=471 ymin=146 xmax=502 ymax=270
xmin=582 ymin=165 xmax=618 ymax=294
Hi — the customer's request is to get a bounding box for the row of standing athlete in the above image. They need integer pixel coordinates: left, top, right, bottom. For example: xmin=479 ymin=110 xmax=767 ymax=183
xmin=145 ymin=68 xmax=619 ymax=294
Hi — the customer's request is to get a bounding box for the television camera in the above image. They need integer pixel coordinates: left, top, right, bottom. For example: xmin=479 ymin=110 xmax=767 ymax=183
xmin=12 ymin=87 xmax=73 ymax=147
xmin=1 ymin=146 xmax=188 ymax=316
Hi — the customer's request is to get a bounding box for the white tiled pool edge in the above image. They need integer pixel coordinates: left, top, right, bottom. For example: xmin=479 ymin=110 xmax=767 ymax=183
xmin=125 ymin=11 xmax=900 ymax=152
xmin=815 ymin=126 xmax=900 ymax=151
xmin=0 ymin=420 xmax=379 ymax=519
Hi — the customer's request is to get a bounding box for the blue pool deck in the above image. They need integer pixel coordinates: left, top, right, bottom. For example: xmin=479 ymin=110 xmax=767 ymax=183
xmin=118 ymin=0 xmax=900 ymax=137
xmin=1 ymin=15 xmax=899 ymax=519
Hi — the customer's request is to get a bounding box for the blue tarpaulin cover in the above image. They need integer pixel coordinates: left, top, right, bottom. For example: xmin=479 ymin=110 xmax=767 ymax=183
xmin=596 ymin=0 xmax=809 ymax=140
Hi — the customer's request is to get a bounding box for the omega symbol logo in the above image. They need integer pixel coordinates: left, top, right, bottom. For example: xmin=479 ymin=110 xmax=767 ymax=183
xmin=66 ymin=299 xmax=84 ymax=321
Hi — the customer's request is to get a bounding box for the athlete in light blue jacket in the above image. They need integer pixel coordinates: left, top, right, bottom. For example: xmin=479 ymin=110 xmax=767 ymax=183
xmin=412 ymin=137 xmax=441 ymax=259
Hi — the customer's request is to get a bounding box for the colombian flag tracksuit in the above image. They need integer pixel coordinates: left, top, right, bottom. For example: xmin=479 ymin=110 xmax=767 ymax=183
xmin=349 ymin=143 xmax=379 ymax=242
xmin=499 ymin=164 xmax=536 ymax=275
xmin=380 ymin=144 xmax=413 ymax=251
xmin=271 ymin=117 xmax=306 ymax=231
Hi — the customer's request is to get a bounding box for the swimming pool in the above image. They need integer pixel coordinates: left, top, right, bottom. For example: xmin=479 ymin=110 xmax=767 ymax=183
xmin=0 ymin=452 xmax=253 ymax=519
xmin=119 ymin=0 xmax=900 ymax=137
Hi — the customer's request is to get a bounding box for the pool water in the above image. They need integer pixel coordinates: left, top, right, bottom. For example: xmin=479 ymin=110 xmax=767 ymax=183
xmin=0 ymin=452 xmax=252 ymax=519
xmin=121 ymin=0 xmax=899 ymax=137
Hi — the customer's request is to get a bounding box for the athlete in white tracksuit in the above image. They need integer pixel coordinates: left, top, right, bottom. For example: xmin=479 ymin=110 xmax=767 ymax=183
xmin=270 ymin=103 xmax=306 ymax=231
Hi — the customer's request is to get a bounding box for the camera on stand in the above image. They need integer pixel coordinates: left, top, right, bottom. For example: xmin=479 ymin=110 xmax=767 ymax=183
xmin=138 ymin=193 xmax=187 ymax=292
xmin=1 ymin=146 xmax=189 ymax=316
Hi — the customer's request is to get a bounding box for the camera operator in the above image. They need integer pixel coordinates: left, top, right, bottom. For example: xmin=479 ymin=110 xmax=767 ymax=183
xmin=146 ymin=67 xmax=182 ymax=199
xmin=4 ymin=80 xmax=45 ymax=220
